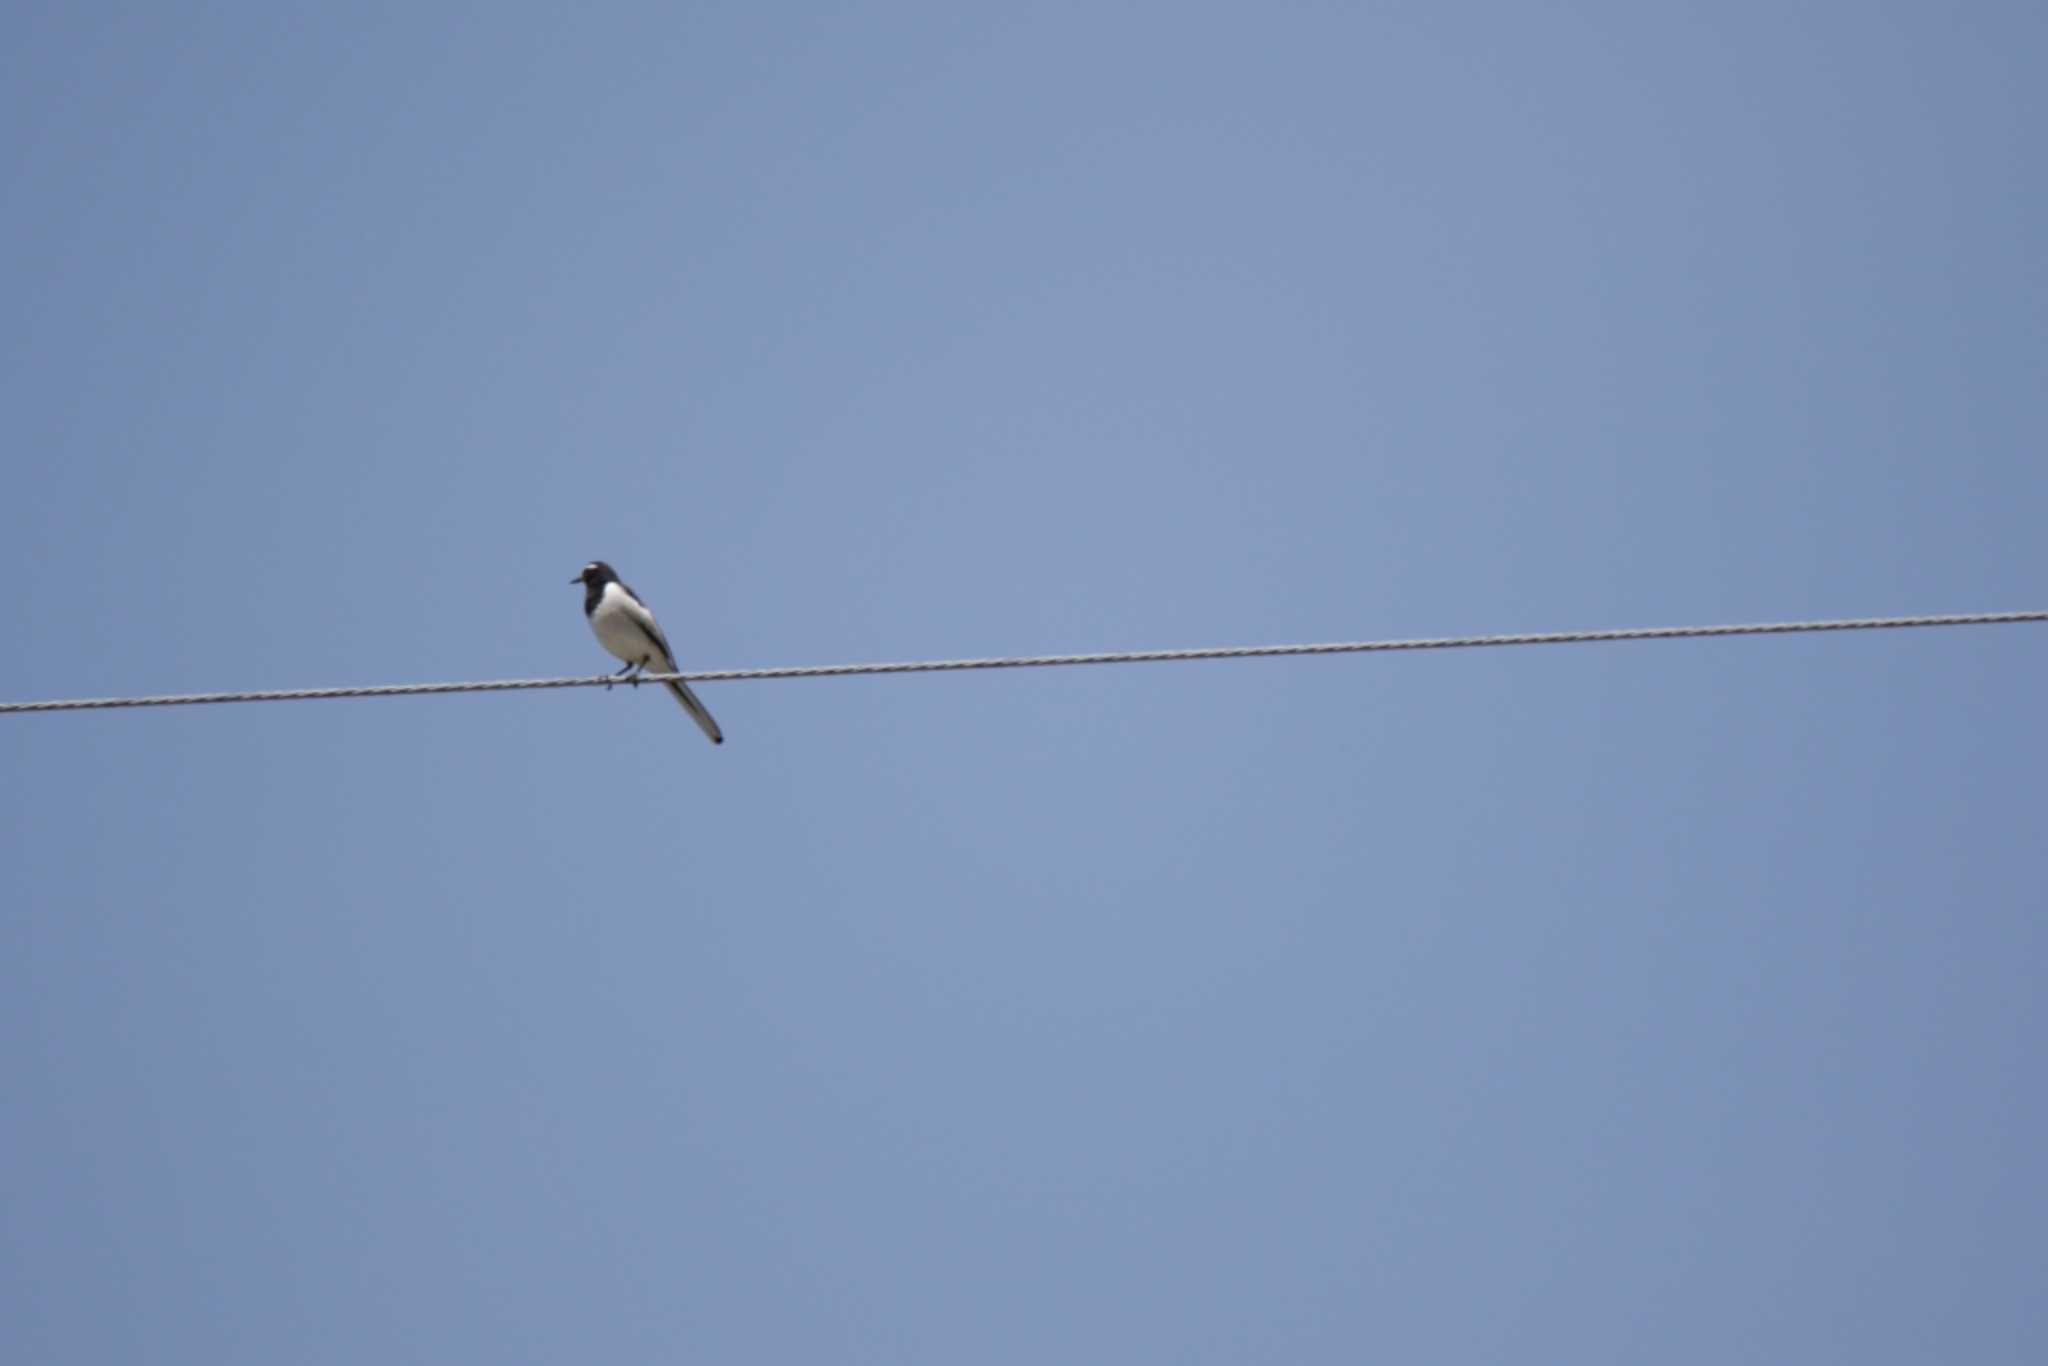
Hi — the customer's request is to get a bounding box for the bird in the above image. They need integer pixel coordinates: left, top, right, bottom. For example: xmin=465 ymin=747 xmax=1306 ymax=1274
xmin=573 ymin=560 xmax=724 ymax=744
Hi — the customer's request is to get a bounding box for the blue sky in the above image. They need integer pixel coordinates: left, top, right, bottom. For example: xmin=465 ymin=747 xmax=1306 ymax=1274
xmin=4 ymin=4 xmax=2044 ymax=1361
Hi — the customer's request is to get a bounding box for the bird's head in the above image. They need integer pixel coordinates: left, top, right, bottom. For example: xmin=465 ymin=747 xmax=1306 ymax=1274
xmin=573 ymin=561 xmax=619 ymax=587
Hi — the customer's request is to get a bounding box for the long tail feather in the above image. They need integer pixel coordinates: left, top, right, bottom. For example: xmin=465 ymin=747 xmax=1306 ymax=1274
xmin=665 ymin=678 xmax=724 ymax=745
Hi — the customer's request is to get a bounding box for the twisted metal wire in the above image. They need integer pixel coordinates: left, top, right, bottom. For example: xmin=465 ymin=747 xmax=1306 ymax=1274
xmin=2 ymin=610 xmax=2041 ymax=715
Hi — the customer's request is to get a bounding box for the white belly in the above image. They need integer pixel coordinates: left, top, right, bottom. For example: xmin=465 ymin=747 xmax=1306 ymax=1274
xmin=589 ymin=588 xmax=669 ymax=668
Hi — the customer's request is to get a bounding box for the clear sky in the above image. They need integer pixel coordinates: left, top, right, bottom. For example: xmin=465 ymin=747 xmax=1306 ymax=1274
xmin=4 ymin=4 xmax=2044 ymax=1361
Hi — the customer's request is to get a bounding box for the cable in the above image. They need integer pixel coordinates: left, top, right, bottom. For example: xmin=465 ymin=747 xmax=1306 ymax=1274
xmin=2 ymin=610 xmax=2041 ymax=715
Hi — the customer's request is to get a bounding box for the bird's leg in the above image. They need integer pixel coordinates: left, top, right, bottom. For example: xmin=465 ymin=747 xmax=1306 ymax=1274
xmin=607 ymin=660 xmax=634 ymax=691
xmin=629 ymin=659 xmax=647 ymax=688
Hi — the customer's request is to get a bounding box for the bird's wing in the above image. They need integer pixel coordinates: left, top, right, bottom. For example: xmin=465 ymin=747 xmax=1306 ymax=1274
xmin=620 ymin=590 xmax=679 ymax=667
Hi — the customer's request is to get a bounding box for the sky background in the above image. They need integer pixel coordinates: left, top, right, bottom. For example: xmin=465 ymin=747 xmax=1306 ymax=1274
xmin=4 ymin=3 xmax=2045 ymax=1361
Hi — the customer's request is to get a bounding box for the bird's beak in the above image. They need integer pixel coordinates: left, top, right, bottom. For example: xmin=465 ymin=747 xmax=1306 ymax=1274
xmin=570 ymin=575 xmax=582 ymax=584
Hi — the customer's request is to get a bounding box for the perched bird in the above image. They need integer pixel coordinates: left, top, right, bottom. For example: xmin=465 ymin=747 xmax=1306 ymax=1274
xmin=573 ymin=560 xmax=724 ymax=744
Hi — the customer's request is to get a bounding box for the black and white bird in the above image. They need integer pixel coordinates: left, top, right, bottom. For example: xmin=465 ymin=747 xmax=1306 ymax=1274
xmin=573 ymin=560 xmax=724 ymax=745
